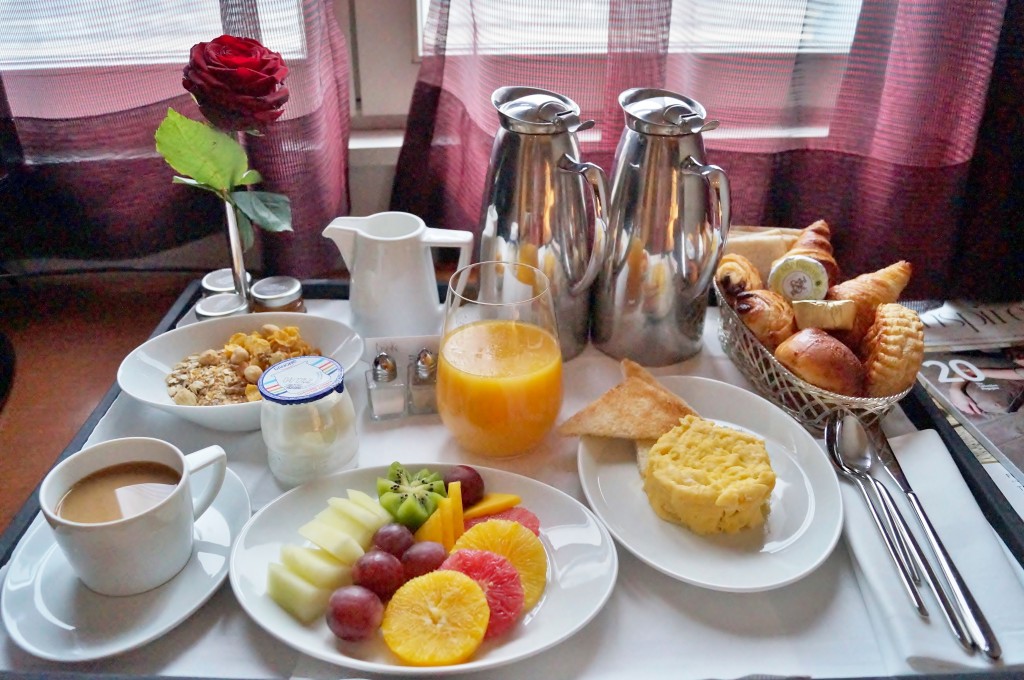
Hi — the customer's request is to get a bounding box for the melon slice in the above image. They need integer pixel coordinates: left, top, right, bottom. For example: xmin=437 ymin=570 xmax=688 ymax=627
xmin=266 ymin=562 xmax=331 ymax=624
xmin=298 ymin=519 xmax=365 ymax=564
xmin=280 ymin=545 xmax=353 ymax=591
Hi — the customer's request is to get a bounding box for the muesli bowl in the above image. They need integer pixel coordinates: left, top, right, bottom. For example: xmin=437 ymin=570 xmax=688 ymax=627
xmin=713 ymin=280 xmax=910 ymax=435
xmin=117 ymin=312 xmax=363 ymax=432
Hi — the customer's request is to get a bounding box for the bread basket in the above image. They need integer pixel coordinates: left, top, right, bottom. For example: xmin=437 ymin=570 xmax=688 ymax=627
xmin=714 ymin=281 xmax=910 ymax=434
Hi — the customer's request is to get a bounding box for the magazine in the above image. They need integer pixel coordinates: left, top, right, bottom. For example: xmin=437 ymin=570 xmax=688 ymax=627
xmin=917 ymin=344 xmax=1024 ymax=486
xmin=919 ymin=300 xmax=1024 ymax=352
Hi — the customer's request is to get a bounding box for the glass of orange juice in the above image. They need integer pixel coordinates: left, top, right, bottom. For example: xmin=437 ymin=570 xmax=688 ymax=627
xmin=437 ymin=260 xmax=563 ymax=457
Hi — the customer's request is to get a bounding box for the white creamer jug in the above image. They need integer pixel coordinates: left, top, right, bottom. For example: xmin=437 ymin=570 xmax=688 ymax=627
xmin=323 ymin=212 xmax=473 ymax=338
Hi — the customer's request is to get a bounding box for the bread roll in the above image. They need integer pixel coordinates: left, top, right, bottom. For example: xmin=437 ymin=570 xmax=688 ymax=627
xmin=860 ymin=303 xmax=925 ymax=397
xmin=826 ymin=260 xmax=912 ymax=347
xmin=716 ymin=253 xmax=764 ymax=301
xmin=774 ymin=328 xmax=866 ymax=397
xmin=733 ymin=289 xmax=797 ymax=351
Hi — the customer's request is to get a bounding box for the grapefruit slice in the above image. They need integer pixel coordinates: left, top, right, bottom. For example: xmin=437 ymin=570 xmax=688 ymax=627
xmin=442 ymin=549 xmax=524 ymax=639
xmin=452 ymin=519 xmax=547 ymax=610
xmin=464 ymin=506 xmax=540 ymax=536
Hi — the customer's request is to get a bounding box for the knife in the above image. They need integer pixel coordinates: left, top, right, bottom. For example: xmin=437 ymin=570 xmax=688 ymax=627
xmin=867 ymin=422 xmax=1001 ymax=660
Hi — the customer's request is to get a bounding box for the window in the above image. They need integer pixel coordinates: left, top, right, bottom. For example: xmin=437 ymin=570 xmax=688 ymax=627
xmin=0 ymin=0 xmax=306 ymax=70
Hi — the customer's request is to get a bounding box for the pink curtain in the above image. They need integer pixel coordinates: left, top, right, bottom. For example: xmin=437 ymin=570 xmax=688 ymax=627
xmin=392 ymin=0 xmax=1020 ymax=300
xmin=0 ymin=0 xmax=350 ymax=278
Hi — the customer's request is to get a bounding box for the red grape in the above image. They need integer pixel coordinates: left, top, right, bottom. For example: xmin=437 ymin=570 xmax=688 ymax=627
xmin=401 ymin=541 xmax=448 ymax=580
xmin=352 ymin=550 xmax=405 ymax=601
xmin=372 ymin=523 xmax=415 ymax=558
xmin=444 ymin=465 xmax=485 ymax=507
xmin=325 ymin=585 xmax=383 ymax=641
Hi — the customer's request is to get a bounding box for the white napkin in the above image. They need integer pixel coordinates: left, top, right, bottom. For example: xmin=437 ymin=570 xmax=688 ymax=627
xmin=840 ymin=428 xmax=1024 ymax=673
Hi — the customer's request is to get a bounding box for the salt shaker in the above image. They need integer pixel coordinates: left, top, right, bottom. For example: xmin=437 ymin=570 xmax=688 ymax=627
xmin=365 ymin=352 xmax=406 ymax=420
xmin=259 ymin=356 xmax=359 ymax=487
xmin=407 ymin=348 xmax=437 ymax=415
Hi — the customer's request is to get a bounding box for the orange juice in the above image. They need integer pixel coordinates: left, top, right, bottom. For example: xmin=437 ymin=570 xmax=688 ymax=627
xmin=437 ymin=319 xmax=562 ymax=457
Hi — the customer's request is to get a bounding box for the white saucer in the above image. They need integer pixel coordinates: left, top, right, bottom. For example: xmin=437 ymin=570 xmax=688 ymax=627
xmin=1 ymin=468 xmax=251 ymax=662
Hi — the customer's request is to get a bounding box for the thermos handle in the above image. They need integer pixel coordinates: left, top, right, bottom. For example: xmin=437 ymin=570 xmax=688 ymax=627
xmin=556 ymin=154 xmax=609 ymax=296
xmin=682 ymin=156 xmax=731 ymax=289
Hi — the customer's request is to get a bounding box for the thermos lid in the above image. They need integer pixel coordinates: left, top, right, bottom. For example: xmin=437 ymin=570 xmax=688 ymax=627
xmin=619 ymin=88 xmax=720 ymax=137
xmin=492 ymin=86 xmax=594 ymax=135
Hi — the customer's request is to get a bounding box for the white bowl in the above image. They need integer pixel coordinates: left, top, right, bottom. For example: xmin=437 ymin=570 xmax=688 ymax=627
xmin=117 ymin=312 xmax=364 ymax=432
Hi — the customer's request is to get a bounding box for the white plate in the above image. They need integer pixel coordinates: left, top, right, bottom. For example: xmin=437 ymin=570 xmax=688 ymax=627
xmin=229 ymin=464 xmax=618 ymax=675
xmin=2 ymin=468 xmax=251 ymax=662
xmin=117 ymin=312 xmax=364 ymax=432
xmin=577 ymin=376 xmax=843 ymax=593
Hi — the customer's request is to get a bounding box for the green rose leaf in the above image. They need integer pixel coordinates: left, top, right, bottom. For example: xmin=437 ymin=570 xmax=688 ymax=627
xmin=171 ymin=176 xmax=223 ymax=196
xmin=232 ymin=190 xmax=293 ymax=233
xmin=237 ymin=169 xmax=263 ymax=186
xmin=235 ymin=209 xmax=255 ymax=251
xmin=156 ymin=109 xmax=248 ymax=192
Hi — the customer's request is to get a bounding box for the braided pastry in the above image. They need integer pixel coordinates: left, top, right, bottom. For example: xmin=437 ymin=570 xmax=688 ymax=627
xmin=716 ymin=253 xmax=764 ymax=301
xmin=859 ymin=303 xmax=925 ymax=397
xmin=734 ymin=289 xmax=797 ymax=351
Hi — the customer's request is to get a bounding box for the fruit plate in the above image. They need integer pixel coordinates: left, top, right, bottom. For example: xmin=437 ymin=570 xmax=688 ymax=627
xmin=577 ymin=376 xmax=843 ymax=593
xmin=229 ymin=464 xmax=618 ymax=675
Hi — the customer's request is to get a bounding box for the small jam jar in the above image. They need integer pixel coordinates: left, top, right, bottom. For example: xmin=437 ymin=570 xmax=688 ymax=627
xmin=194 ymin=292 xmax=251 ymax=321
xmin=201 ymin=268 xmax=252 ymax=297
xmin=251 ymin=276 xmax=305 ymax=313
xmin=258 ymin=356 xmax=358 ymax=487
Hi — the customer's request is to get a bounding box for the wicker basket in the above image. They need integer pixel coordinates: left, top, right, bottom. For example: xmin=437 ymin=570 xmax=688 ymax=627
xmin=713 ymin=281 xmax=909 ymax=435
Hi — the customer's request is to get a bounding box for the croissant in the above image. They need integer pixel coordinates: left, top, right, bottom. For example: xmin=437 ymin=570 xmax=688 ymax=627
xmin=860 ymin=303 xmax=925 ymax=397
xmin=771 ymin=219 xmax=841 ymax=287
xmin=826 ymin=260 xmax=912 ymax=347
xmin=734 ymin=289 xmax=797 ymax=351
xmin=716 ymin=253 xmax=764 ymax=301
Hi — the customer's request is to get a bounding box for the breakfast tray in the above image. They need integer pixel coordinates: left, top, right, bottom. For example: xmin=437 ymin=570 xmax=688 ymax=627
xmin=3 ymin=278 xmax=1024 ymax=680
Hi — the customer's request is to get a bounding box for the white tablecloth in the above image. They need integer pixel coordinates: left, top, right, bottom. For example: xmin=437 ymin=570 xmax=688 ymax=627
xmin=3 ymin=301 xmax=1023 ymax=679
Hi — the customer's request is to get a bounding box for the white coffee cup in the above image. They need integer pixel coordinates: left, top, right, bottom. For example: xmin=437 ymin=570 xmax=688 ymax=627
xmin=39 ymin=437 xmax=227 ymax=597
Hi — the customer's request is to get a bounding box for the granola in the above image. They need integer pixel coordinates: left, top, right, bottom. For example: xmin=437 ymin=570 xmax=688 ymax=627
xmin=165 ymin=324 xmax=320 ymax=406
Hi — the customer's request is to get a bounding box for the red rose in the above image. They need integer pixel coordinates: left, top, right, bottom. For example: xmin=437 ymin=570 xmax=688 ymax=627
xmin=182 ymin=35 xmax=289 ymax=133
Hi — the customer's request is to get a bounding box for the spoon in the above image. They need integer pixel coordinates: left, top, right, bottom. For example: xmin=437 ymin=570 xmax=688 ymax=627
xmin=838 ymin=414 xmax=974 ymax=652
xmin=824 ymin=413 xmax=926 ymax=617
xmin=836 ymin=415 xmax=919 ymax=583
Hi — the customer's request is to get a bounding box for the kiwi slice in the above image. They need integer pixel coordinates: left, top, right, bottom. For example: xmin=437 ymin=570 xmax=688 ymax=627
xmin=376 ymin=462 xmax=446 ymax=530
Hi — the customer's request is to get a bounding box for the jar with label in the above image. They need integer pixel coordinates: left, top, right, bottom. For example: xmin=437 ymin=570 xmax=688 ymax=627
xmin=251 ymin=276 xmax=306 ymax=313
xmin=258 ymin=356 xmax=358 ymax=487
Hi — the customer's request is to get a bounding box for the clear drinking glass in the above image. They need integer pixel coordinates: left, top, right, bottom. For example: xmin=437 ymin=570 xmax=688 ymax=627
xmin=437 ymin=261 xmax=563 ymax=457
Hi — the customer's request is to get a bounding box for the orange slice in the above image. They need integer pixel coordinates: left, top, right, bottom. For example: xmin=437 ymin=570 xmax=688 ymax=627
xmin=382 ymin=570 xmax=489 ymax=666
xmin=452 ymin=519 xmax=547 ymax=610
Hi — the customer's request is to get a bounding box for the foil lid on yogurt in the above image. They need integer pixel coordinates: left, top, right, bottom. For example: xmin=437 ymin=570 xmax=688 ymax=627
xmin=258 ymin=355 xmax=344 ymax=404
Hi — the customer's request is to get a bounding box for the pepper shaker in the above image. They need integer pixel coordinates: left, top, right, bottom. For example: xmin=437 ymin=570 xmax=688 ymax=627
xmin=407 ymin=348 xmax=437 ymax=415
xmin=366 ymin=352 xmax=406 ymax=420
